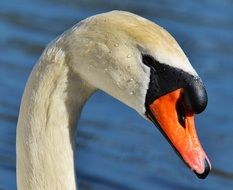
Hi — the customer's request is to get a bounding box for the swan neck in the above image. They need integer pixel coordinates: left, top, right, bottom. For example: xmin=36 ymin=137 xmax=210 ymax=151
xmin=16 ymin=46 xmax=94 ymax=190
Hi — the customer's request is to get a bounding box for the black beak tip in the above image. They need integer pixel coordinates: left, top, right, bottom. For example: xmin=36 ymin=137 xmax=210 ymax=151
xmin=194 ymin=158 xmax=211 ymax=179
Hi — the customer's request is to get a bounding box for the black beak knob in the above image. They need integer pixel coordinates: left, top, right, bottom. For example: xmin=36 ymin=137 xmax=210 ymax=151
xmin=184 ymin=78 xmax=208 ymax=114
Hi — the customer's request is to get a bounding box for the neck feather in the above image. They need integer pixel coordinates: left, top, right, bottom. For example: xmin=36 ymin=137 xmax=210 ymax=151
xmin=16 ymin=46 xmax=94 ymax=190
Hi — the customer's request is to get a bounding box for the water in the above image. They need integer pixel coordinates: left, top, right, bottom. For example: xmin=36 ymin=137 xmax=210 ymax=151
xmin=1 ymin=0 xmax=233 ymax=189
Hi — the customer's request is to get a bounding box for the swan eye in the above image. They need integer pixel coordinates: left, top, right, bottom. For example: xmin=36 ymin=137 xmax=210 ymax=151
xmin=142 ymin=54 xmax=159 ymax=67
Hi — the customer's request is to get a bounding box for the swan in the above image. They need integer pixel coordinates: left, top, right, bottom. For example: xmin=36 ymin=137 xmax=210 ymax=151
xmin=16 ymin=11 xmax=211 ymax=190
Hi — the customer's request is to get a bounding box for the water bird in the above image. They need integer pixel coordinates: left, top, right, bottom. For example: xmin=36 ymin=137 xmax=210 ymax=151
xmin=16 ymin=11 xmax=211 ymax=189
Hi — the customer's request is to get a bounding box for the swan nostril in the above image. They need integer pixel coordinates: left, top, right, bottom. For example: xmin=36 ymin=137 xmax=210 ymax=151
xmin=176 ymin=99 xmax=186 ymax=128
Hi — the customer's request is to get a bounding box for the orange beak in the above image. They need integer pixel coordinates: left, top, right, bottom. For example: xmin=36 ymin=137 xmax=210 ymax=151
xmin=148 ymin=88 xmax=211 ymax=178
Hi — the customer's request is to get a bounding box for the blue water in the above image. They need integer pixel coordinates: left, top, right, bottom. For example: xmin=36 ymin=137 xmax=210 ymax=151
xmin=1 ymin=0 xmax=233 ymax=189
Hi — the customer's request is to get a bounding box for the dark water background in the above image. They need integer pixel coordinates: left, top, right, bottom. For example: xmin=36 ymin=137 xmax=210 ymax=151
xmin=1 ymin=0 xmax=233 ymax=189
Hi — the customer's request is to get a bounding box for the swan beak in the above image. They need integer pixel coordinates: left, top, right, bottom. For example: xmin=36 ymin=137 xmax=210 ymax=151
xmin=148 ymin=88 xmax=211 ymax=179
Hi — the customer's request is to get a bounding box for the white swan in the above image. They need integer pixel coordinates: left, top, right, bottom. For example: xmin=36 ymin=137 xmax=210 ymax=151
xmin=16 ymin=11 xmax=211 ymax=190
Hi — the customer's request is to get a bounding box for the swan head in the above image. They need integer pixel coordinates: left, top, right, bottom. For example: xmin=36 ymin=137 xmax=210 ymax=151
xmin=70 ymin=11 xmax=210 ymax=178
